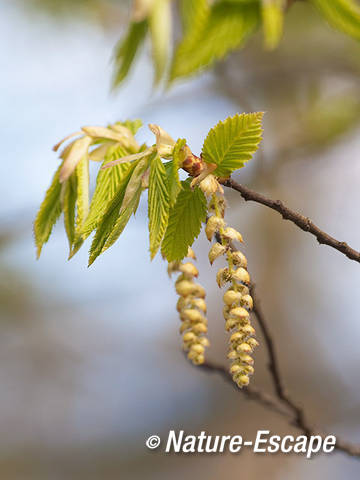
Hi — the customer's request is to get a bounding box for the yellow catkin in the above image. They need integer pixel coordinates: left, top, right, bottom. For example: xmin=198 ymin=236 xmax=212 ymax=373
xmin=206 ymin=193 xmax=258 ymax=388
xmin=169 ymin=253 xmax=209 ymax=365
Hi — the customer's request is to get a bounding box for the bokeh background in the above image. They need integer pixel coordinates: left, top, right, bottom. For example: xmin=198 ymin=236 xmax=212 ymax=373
xmin=1 ymin=0 xmax=360 ymax=478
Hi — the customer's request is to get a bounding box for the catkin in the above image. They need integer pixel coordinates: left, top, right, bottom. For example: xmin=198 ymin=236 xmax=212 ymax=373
xmin=206 ymin=193 xmax=258 ymax=387
xmin=169 ymin=249 xmax=209 ymax=365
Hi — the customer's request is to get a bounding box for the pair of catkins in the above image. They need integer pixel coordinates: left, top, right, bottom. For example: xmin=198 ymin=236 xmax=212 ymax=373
xmin=169 ymin=176 xmax=258 ymax=388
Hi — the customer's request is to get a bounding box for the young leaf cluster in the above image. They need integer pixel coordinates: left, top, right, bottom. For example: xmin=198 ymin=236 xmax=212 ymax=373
xmin=112 ymin=0 xmax=360 ymax=88
xmin=34 ymin=113 xmax=263 ymax=265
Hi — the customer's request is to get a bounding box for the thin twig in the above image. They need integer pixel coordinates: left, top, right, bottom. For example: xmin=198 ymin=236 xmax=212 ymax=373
xmin=199 ymin=359 xmax=292 ymax=418
xmin=221 ymin=178 xmax=360 ymax=264
xmin=250 ymin=284 xmax=311 ymax=436
xmin=198 ymin=359 xmax=360 ymax=457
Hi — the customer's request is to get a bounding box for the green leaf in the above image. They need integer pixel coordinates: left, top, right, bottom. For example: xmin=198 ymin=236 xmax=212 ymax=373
xmin=170 ymin=2 xmax=260 ymax=81
xmin=88 ymin=162 xmax=137 ymax=266
xmin=69 ymin=237 xmax=84 ymax=260
xmin=88 ymin=157 xmax=149 ymax=265
xmin=310 ymin=0 xmax=360 ymax=41
xmin=167 ymin=138 xmax=186 ymax=207
xmin=149 ymin=0 xmax=172 ymax=83
xmin=112 ymin=20 xmax=148 ymax=88
xmin=59 ymin=135 xmax=92 ymax=183
xmin=34 ymin=163 xmax=63 ymax=258
xmin=162 ymin=180 xmax=207 ymax=262
xmin=179 ymin=0 xmax=208 ymax=33
xmin=119 ymin=119 xmax=143 ymax=135
xmin=102 ymin=157 xmax=151 ymax=254
xmin=75 ymin=155 xmax=90 ymax=234
xmin=80 ymin=145 xmax=131 ymax=240
xmin=300 ymin=93 xmax=360 ymax=149
xmin=121 ymin=156 xmax=150 ymax=211
xmin=202 ymin=112 xmax=264 ymax=177
xmin=89 ymin=142 xmax=115 ymax=162
xmin=261 ymin=0 xmax=285 ymax=50
xmin=61 ymin=173 xmax=77 ymax=254
xmin=148 ymin=155 xmax=170 ymax=259
xmin=103 ymin=187 xmax=144 ymax=255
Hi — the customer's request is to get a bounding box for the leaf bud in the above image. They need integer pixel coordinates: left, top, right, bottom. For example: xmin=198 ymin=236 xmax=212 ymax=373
xmin=181 ymin=148 xmax=205 ymax=177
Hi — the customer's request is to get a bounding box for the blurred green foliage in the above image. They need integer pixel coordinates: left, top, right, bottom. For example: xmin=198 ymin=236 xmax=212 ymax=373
xmin=16 ymin=0 xmax=128 ymax=23
xmin=215 ymin=1 xmax=360 ymax=171
xmin=112 ymin=0 xmax=360 ymax=87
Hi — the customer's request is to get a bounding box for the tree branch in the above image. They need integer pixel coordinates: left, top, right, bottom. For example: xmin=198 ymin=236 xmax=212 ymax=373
xmin=199 ymin=359 xmax=292 ymax=418
xmin=199 ymin=357 xmax=360 ymax=457
xmin=196 ymin=234 xmax=360 ymax=457
xmin=250 ymin=283 xmax=360 ymax=457
xmin=221 ymin=178 xmax=360 ymax=264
